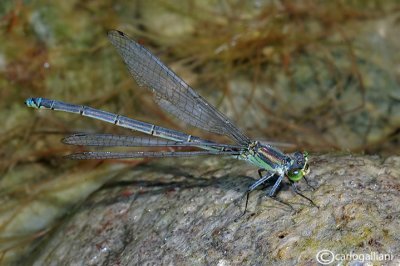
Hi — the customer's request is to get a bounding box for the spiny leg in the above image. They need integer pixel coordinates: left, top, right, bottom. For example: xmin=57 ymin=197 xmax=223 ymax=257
xmin=240 ymin=192 xmax=251 ymax=219
xmin=266 ymin=175 xmax=295 ymax=211
xmin=303 ymin=176 xmax=316 ymax=191
xmin=258 ymin=169 xmax=267 ymax=178
xmin=267 ymin=174 xmax=283 ymax=197
xmin=267 ymin=195 xmax=295 ymax=211
xmin=249 ymin=172 xmax=276 ymax=192
xmin=241 ymin=171 xmax=276 ymax=216
xmin=291 ymin=182 xmax=319 ymax=208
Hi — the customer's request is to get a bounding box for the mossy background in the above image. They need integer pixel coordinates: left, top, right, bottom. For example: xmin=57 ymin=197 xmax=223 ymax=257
xmin=0 ymin=0 xmax=399 ymax=264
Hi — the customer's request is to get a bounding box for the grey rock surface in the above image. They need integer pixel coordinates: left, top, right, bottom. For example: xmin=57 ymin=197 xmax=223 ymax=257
xmin=29 ymin=155 xmax=400 ymax=265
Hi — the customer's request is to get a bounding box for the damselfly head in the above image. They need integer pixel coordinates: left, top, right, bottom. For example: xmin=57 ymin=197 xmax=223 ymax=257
xmin=287 ymin=151 xmax=309 ymax=182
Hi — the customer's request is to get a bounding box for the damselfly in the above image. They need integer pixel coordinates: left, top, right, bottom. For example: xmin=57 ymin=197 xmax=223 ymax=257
xmin=26 ymin=30 xmax=317 ymax=212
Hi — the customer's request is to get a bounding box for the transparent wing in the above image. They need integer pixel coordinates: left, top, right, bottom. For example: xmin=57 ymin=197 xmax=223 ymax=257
xmin=62 ymin=133 xmax=244 ymax=150
xmin=66 ymin=150 xmax=241 ymax=160
xmin=108 ymin=30 xmax=251 ymax=145
xmin=258 ymin=140 xmax=296 ymax=149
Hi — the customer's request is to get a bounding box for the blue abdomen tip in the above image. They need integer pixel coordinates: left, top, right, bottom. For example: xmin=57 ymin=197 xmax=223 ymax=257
xmin=25 ymin=98 xmax=42 ymax=108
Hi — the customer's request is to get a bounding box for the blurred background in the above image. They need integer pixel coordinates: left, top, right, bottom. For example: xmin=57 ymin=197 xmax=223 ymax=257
xmin=0 ymin=0 xmax=399 ymax=264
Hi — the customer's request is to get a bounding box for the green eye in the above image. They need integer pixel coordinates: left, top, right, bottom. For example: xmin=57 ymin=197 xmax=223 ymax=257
xmin=288 ymin=169 xmax=304 ymax=181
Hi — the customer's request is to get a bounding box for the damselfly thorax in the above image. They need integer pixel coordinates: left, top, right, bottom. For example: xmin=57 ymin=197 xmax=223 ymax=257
xmin=240 ymin=141 xmax=292 ymax=173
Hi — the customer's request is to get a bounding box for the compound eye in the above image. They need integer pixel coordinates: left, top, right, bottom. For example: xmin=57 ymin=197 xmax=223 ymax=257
xmin=288 ymin=169 xmax=303 ymax=182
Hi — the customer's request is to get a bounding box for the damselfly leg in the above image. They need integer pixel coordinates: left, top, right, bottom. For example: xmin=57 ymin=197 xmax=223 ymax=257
xmin=241 ymin=171 xmax=276 ymax=216
xmin=242 ymin=172 xmax=295 ymax=215
xmin=303 ymin=176 xmax=316 ymax=191
xmin=266 ymin=175 xmax=296 ymax=211
xmin=290 ymin=182 xmax=319 ymax=208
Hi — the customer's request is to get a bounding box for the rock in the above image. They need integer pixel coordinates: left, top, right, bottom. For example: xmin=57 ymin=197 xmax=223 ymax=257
xmin=27 ymin=155 xmax=400 ymax=265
